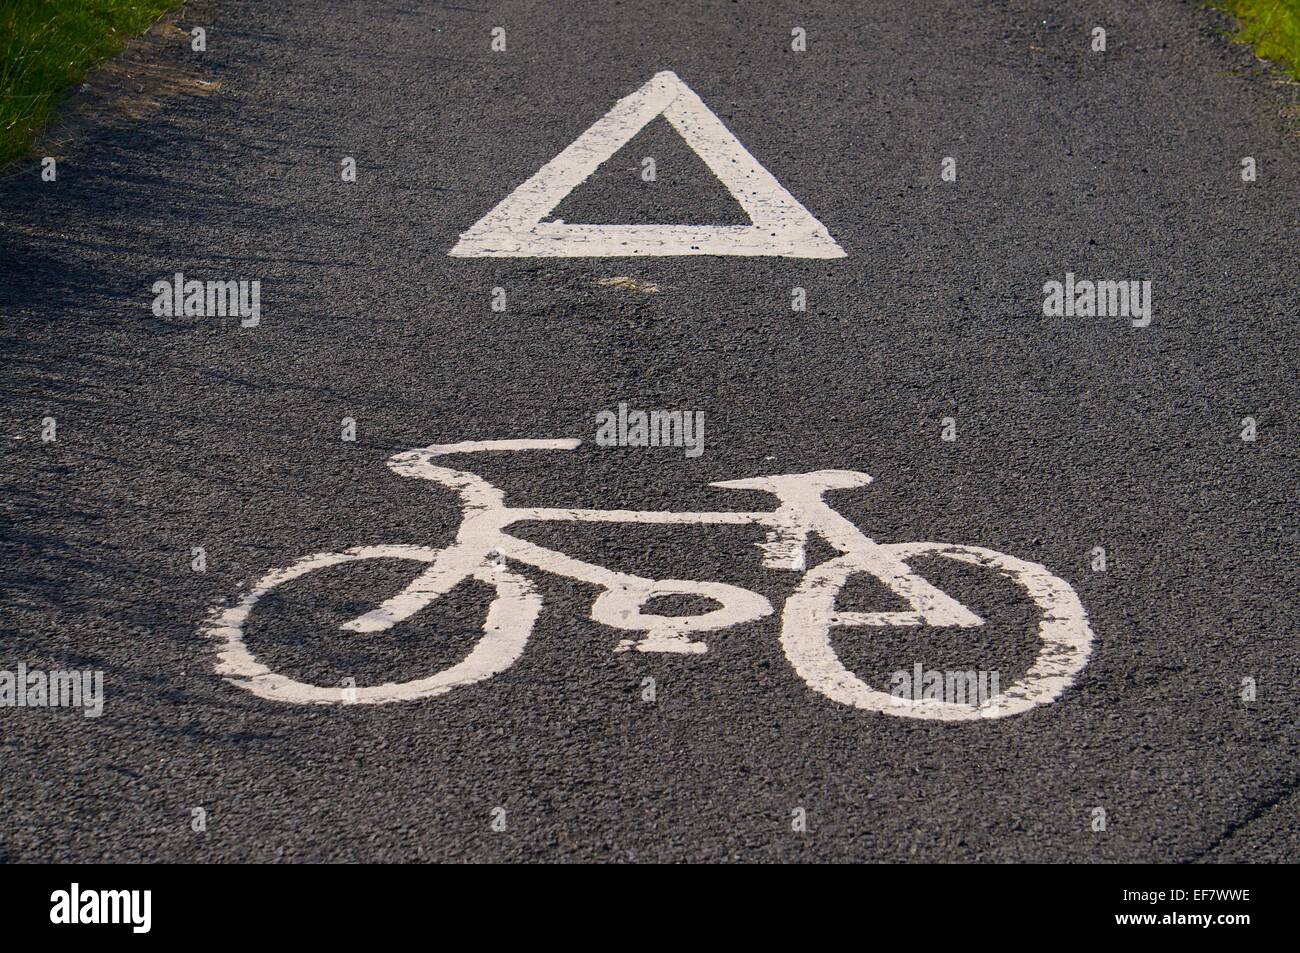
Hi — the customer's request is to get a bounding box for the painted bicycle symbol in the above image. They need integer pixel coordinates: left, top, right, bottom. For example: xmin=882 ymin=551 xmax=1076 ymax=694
xmin=205 ymin=439 xmax=1094 ymax=719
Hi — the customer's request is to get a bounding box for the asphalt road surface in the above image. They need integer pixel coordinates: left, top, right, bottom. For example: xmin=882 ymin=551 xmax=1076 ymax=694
xmin=1 ymin=0 xmax=1297 ymax=863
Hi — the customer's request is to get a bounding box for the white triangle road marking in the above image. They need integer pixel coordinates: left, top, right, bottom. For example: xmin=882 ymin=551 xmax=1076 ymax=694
xmin=448 ymin=71 xmax=846 ymax=259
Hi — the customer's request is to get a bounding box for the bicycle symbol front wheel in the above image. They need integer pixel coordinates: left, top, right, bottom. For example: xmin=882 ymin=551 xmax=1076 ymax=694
xmin=206 ymin=545 xmax=542 ymax=704
xmin=780 ymin=543 xmax=1094 ymax=720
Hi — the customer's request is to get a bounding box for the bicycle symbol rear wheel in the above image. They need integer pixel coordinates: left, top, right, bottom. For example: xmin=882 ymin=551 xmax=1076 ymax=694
xmin=780 ymin=543 xmax=1094 ymax=720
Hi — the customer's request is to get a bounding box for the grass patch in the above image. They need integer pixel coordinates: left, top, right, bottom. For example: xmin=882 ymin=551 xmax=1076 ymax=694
xmin=1208 ymin=0 xmax=1300 ymax=79
xmin=0 ymin=0 xmax=178 ymax=167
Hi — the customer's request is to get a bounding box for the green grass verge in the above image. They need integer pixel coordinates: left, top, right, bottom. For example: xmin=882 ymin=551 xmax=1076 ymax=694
xmin=0 ymin=0 xmax=178 ymax=167
xmin=1209 ymin=0 xmax=1300 ymax=79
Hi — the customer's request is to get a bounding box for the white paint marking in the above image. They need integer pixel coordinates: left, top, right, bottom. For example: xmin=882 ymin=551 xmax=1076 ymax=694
xmin=210 ymin=545 xmax=541 ymax=705
xmin=204 ymin=441 xmax=1094 ymax=717
xmin=597 ymin=276 xmax=659 ymax=293
xmin=449 ymin=71 xmax=845 ymax=258
xmin=781 ymin=546 xmax=1094 ymax=720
